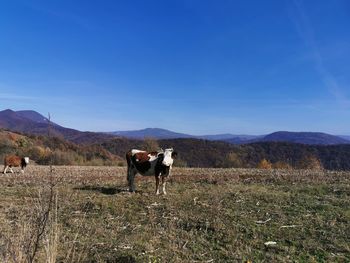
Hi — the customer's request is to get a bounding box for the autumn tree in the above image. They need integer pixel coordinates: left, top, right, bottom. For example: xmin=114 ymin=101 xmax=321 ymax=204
xmin=273 ymin=161 xmax=292 ymax=170
xmin=142 ymin=137 xmax=160 ymax=152
xmin=257 ymin=158 xmax=272 ymax=169
xmin=297 ymin=155 xmax=323 ymax=170
xmin=224 ymin=152 xmax=243 ymax=168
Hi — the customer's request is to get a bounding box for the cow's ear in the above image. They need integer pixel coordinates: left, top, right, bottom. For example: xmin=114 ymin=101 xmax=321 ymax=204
xmin=172 ymin=152 xmax=178 ymax=159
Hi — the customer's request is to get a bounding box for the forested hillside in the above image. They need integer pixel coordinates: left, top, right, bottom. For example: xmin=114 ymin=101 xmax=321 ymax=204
xmin=0 ymin=129 xmax=122 ymax=166
xmin=102 ymin=138 xmax=350 ymax=170
xmin=1 ymin=129 xmax=350 ymax=170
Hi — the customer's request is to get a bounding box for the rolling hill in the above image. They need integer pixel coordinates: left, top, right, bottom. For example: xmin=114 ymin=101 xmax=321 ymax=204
xmin=258 ymin=131 xmax=350 ymax=145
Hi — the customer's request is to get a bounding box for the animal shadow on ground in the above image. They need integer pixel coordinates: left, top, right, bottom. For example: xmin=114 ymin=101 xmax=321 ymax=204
xmin=73 ymin=185 xmax=129 ymax=195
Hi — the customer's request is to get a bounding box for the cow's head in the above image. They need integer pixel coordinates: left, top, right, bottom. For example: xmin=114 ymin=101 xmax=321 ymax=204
xmin=162 ymin=148 xmax=177 ymax=166
xmin=21 ymin=157 xmax=30 ymax=173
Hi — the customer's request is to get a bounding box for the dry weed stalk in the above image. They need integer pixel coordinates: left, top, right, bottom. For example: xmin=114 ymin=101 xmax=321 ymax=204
xmin=26 ymin=182 xmax=55 ymax=262
xmin=1 ymin=176 xmax=59 ymax=263
xmin=44 ymin=192 xmax=59 ymax=263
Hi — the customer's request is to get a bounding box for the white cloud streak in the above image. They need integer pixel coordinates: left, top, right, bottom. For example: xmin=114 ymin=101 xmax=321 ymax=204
xmin=0 ymin=93 xmax=38 ymax=101
xmin=291 ymin=0 xmax=350 ymax=108
xmin=24 ymin=2 xmax=98 ymax=31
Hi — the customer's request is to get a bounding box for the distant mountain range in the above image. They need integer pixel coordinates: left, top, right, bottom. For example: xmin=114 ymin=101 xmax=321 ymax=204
xmin=1 ymin=109 xmax=350 ymax=145
xmin=110 ymin=128 xmax=261 ymax=142
xmin=109 ymin=128 xmax=350 ymax=145
xmin=254 ymin=131 xmax=350 ymax=145
xmin=110 ymin=128 xmax=194 ymax=139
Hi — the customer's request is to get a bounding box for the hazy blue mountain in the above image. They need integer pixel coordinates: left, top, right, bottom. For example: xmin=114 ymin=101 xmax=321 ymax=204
xmin=339 ymin=135 xmax=350 ymax=141
xmin=199 ymin=134 xmax=259 ymax=141
xmin=224 ymin=135 xmax=264 ymax=144
xmin=109 ymin=129 xmax=259 ymax=141
xmin=110 ymin=128 xmax=195 ymax=139
xmin=257 ymin=131 xmax=350 ymax=145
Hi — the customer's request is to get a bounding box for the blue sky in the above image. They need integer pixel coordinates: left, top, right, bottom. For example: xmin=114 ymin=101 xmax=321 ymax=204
xmin=0 ymin=0 xmax=349 ymax=135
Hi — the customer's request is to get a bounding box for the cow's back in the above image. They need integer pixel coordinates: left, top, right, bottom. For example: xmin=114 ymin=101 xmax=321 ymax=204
xmin=4 ymin=155 xmax=21 ymax=166
xmin=126 ymin=149 xmax=159 ymax=176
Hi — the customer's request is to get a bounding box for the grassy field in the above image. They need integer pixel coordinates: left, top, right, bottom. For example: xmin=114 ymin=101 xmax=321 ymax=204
xmin=0 ymin=166 xmax=349 ymax=262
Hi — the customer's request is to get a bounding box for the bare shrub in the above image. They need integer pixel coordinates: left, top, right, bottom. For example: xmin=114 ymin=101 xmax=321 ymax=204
xmin=174 ymin=158 xmax=188 ymax=167
xmin=224 ymin=152 xmax=243 ymax=168
xmin=257 ymin=159 xmax=272 ymax=169
xmin=298 ymin=155 xmax=323 ymax=170
xmin=0 ymin=137 xmax=17 ymax=160
xmin=26 ymin=146 xmax=48 ymax=162
xmin=272 ymin=161 xmax=292 ymax=170
xmin=142 ymin=137 xmax=160 ymax=152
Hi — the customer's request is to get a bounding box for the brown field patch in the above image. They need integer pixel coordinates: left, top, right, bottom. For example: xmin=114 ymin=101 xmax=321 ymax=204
xmin=0 ymin=166 xmax=349 ymax=262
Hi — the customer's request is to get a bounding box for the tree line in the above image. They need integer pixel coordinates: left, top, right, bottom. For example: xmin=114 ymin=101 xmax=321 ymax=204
xmin=1 ymin=129 xmax=350 ymax=170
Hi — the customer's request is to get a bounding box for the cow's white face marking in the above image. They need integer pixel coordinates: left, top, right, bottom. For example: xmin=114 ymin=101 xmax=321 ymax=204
xmin=162 ymin=148 xmax=174 ymax=166
xmin=24 ymin=157 xmax=29 ymax=164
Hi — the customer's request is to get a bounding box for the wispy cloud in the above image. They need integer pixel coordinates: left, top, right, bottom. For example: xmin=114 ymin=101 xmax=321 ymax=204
xmin=0 ymin=93 xmax=38 ymax=101
xmin=24 ymin=2 xmax=98 ymax=31
xmin=0 ymin=89 xmax=73 ymax=105
xmin=290 ymin=0 xmax=350 ymax=108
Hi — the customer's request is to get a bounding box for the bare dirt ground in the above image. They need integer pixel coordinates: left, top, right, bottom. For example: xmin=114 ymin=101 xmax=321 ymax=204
xmin=0 ymin=166 xmax=349 ymax=262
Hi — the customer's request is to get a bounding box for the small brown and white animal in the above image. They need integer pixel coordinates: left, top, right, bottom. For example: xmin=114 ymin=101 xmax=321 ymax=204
xmin=126 ymin=148 xmax=177 ymax=194
xmin=3 ymin=155 xmax=29 ymax=174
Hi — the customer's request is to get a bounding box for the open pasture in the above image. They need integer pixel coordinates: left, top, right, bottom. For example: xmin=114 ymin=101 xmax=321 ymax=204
xmin=0 ymin=166 xmax=349 ymax=262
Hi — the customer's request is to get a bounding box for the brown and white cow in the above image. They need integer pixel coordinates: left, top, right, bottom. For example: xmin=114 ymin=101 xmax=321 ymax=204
xmin=126 ymin=148 xmax=177 ymax=194
xmin=3 ymin=155 xmax=29 ymax=174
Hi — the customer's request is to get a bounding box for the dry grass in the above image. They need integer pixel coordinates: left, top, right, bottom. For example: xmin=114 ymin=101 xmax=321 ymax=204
xmin=0 ymin=166 xmax=349 ymax=262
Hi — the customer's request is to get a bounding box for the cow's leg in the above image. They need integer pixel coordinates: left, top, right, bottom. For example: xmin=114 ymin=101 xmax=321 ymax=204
xmin=169 ymin=165 xmax=172 ymax=177
xmin=127 ymin=166 xmax=131 ymax=185
xmin=3 ymin=165 xmax=8 ymax=174
xmin=128 ymin=168 xmax=137 ymax=193
xmin=161 ymin=176 xmax=167 ymax=195
xmin=9 ymin=166 xmax=14 ymax=173
xmin=155 ymin=175 xmax=160 ymax=195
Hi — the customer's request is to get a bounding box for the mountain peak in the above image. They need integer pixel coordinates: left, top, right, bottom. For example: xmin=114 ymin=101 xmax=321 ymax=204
xmin=3 ymin=109 xmax=14 ymax=112
xmin=15 ymin=110 xmax=49 ymax=124
xmin=0 ymin=109 xmax=16 ymax=115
